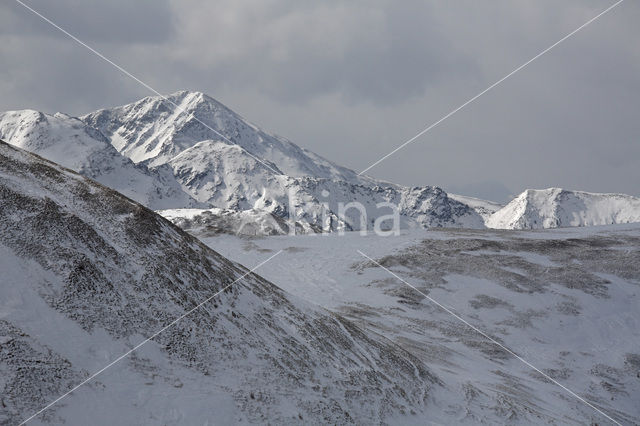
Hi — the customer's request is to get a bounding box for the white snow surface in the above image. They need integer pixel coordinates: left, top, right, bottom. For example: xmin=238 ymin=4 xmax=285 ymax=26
xmin=487 ymin=188 xmax=640 ymax=229
xmin=201 ymin=224 xmax=640 ymax=425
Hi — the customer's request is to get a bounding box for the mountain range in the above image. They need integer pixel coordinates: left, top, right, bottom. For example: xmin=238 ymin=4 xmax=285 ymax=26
xmin=1 ymin=90 xmax=638 ymax=233
xmin=2 ymin=91 xmax=639 ymax=424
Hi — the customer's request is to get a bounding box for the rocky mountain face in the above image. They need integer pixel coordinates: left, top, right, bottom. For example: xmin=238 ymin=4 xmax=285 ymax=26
xmin=487 ymin=188 xmax=640 ymax=229
xmin=0 ymin=140 xmax=438 ymax=424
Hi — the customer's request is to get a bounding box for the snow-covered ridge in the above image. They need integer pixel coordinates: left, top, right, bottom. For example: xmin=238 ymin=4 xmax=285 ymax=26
xmin=0 ymin=91 xmax=485 ymax=231
xmin=486 ymin=188 xmax=640 ymax=229
xmin=0 ymin=109 xmax=201 ymax=210
xmin=2 ymin=91 xmax=638 ymax=232
xmin=0 ymin=140 xmax=436 ymax=424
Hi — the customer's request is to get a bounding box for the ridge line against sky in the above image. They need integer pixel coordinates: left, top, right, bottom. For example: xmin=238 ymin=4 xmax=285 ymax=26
xmin=1 ymin=0 xmax=638 ymax=201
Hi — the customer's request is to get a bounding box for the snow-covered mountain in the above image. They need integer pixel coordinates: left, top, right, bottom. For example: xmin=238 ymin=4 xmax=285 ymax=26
xmin=0 ymin=140 xmax=437 ymax=424
xmin=0 ymin=110 xmax=200 ymax=210
xmin=487 ymin=188 xmax=640 ymax=229
xmin=80 ymin=91 xmax=485 ymax=231
xmin=82 ymin=90 xmax=367 ymax=183
xmin=3 ymin=91 xmax=638 ymax=232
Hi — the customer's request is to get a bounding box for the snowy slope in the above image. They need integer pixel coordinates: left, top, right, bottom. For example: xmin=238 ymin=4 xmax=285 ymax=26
xmin=449 ymin=193 xmax=504 ymax=223
xmin=0 ymin=140 xmax=438 ymax=425
xmin=204 ymin=225 xmax=640 ymax=425
xmin=0 ymin=110 xmax=200 ymax=210
xmin=487 ymin=188 xmax=640 ymax=229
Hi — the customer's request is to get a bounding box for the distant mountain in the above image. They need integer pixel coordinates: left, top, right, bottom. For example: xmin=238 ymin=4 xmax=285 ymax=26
xmin=82 ymin=90 xmax=367 ymax=183
xmin=81 ymin=91 xmax=485 ymax=231
xmin=486 ymin=188 xmax=640 ymax=229
xmin=0 ymin=139 xmax=436 ymax=424
xmin=3 ymin=91 xmax=638 ymax=232
xmin=0 ymin=109 xmax=200 ymax=210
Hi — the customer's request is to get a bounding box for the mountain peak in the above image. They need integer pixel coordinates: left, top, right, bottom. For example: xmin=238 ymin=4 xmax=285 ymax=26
xmin=81 ymin=91 xmax=364 ymax=182
xmin=487 ymin=188 xmax=640 ymax=229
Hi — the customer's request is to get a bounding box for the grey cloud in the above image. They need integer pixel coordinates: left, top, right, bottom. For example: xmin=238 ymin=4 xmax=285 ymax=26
xmin=165 ymin=0 xmax=476 ymax=105
xmin=2 ymin=0 xmax=173 ymax=43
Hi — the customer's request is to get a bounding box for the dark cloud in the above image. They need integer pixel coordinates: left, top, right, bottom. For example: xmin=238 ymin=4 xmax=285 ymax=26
xmin=2 ymin=0 xmax=173 ymax=43
xmin=162 ymin=0 xmax=476 ymax=105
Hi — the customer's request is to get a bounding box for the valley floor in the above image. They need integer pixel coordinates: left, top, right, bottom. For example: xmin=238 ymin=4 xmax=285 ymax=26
xmin=201 ymin=224 xmax=640 ymax=425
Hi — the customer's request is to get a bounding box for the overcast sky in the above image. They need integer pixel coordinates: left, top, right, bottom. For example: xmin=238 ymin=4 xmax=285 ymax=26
xmin=1 ymin=0 xmax=638 ymax=201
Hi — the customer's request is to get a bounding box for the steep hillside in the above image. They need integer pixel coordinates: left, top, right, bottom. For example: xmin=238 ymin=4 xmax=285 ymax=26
xmin=0 ymin=110 xmax=199 ymax=210
xmin=0 ymin=140 xmax=437 ymax=424
xmin=487 ymin=188 xmax=640 ymax=229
